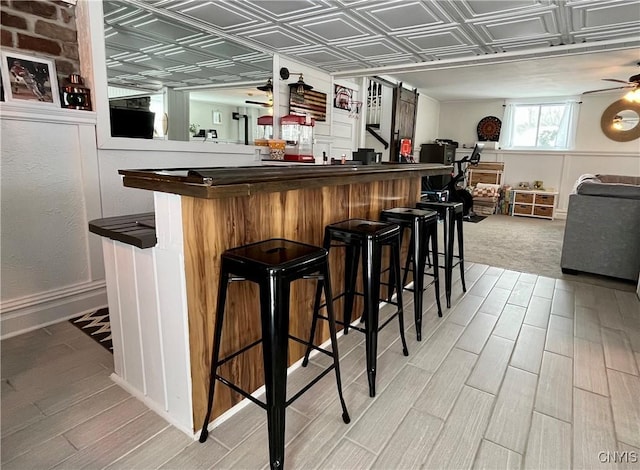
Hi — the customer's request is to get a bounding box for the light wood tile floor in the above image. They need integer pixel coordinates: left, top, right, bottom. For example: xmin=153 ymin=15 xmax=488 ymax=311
xmin=2 ymin=263 xmax=639 ymax=469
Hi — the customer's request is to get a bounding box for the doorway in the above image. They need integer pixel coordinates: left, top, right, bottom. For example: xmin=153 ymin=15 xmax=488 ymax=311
xmin=389 ymin=85 xmax=418 ymax=162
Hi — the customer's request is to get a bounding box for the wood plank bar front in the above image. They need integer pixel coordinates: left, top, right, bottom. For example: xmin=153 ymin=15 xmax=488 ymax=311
xmin=119 ymin=164 xmax=451 ymax=431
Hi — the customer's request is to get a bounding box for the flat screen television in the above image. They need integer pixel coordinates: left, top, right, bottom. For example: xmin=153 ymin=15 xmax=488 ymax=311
xmin=109 ymin=107 xmax=155 ymax=139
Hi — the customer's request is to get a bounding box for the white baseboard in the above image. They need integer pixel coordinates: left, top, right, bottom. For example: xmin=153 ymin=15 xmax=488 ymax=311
xmin=109 ymin=373 xmax=196 ymax=437
xmin=554 ymin=209 xmax=567 ymax=220
xmin=0 ymin=281 xmax=108 ymax=339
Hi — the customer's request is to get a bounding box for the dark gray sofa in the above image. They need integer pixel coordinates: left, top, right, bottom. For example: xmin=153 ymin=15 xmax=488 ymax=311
xmin=561 ymin=174 xmax=640 ymax=281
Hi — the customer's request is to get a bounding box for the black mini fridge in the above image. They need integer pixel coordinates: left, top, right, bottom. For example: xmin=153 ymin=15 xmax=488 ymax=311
xmin=419 ymin=143 xmax=455 ymax=190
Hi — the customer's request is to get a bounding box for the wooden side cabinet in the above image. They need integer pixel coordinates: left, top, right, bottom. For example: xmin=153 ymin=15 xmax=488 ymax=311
xmin=510 ymin=189 xmax=558 ymax=220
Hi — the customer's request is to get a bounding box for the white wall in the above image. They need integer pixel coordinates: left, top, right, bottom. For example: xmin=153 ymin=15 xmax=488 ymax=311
xmin=469 ymin=149 xmax=639 ymax=213
xmin=574 ymin=93 xmax=640 ymax=153
xmin=432 ymin=93 xmax=640 ymax=218
xmin=1 ymin=2 xmax=361 ymax=337
xmin=437 ymin=93 xmax=640 ymax=153
xmin=330 ymin=78 xmax=360 ymax=161
xmin=1 ymin=107 xmax=106 ymax=337
xmin=413 ymin=92 xmax=440 ymax=160
xmin=438 ymin=99 xmax=504 ymax=147
xmin=189 ymin=100 xmax=264 ymax=144
xmin=276 ymin=57 xmax=359 ymax=163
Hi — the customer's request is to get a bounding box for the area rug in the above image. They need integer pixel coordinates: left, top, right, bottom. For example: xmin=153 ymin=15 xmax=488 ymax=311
xmin=465 ymin=215 xmax=487 ymax=223
xmin=461 ymin=215 xmax=635 ymax=291
xmin=69 ymin=308 xmax=113 ymax=352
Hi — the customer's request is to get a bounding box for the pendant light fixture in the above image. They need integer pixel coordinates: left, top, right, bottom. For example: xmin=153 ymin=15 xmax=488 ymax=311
xmin=292 ymin=74 xmax=312 ymax=94
xmin=257 ymin=78 xmax=273 ymax=99
xmin=279 ymin=67 xmax=313 ymax=95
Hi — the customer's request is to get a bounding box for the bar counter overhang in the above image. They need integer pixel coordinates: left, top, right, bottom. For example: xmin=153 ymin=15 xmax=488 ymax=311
xmin=104 ymin=163 xmax=452 ymax=436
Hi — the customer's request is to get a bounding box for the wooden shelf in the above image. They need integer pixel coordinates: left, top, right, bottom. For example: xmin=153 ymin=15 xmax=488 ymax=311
xmin=510 ymin=189 xmax=558 ymax=220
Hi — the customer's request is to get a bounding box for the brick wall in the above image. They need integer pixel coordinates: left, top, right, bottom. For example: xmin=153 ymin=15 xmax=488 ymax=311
xmin=1 ymin=0 xmax=80 ymax=84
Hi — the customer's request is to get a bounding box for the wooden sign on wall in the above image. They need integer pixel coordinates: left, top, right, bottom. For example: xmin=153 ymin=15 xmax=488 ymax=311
xmin=289 ymin=89 xmax=327 ymax=121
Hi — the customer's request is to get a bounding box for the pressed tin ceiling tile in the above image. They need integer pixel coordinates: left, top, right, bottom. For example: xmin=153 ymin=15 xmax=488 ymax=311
xmin=297 ymin=15 xmax=369 ymax=42
xmin=178 ymin=2 xmax=258 ymax=30
xmin=243 ymin=0 xmax=331 ymax=19
xmin=243 ymin=27 xmax=310 ymax=49
xmin=405 ymin=30 xmax=473 ymax=51
xmin=363 ymin=2 xmax=441 ymax=31
xmin=103 ymin=0 xmax=640 ymax=99
xmin=484 ymin=17 xmax=554 ymax=41
xmin=346 ymin=40 xmax=404 ymax=59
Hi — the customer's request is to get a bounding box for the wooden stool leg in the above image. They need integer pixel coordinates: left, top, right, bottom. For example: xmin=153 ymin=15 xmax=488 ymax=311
xmin=259 ymin=276 xmax=290 ymax=470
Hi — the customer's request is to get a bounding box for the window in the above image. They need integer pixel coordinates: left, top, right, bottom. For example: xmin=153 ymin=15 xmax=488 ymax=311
xmin=501 ymin=98 xmax=580 ymax=150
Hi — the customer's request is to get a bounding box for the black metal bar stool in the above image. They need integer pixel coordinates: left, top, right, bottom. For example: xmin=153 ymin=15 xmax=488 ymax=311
xmin=198 ymin=238 xmax=350 ymax=470
xmin=416 ymin=201 xmax=466 ymax=308
xmin=304 ymin=219 xmax=408 ymax=398
xmin=380 ymin=207 xmax=442 ymax=341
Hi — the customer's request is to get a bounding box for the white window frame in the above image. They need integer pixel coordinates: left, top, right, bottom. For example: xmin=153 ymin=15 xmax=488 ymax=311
xmin=501 ymin=97 xmax=580 ymax=150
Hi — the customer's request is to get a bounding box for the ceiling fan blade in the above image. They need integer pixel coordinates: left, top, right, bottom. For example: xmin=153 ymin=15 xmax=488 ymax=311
xmin=582 ymin=86 xmax=628 ymax=95
xmin=602 ymin=78 xmax=632 ymax=85
xmin=245 ymin=100 xmax=272 ymax=107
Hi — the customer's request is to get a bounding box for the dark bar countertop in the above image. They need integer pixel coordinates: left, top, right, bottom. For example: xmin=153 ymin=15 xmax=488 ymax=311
xmin=118 ymin=163 xmax=452 ymax=199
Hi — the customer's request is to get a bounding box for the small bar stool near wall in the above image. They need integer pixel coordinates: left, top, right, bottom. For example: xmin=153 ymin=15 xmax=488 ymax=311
xmin=416 ymin=201 xmax=466 ymax=308
xmin=198 ymin=239 xmax=350 ymax=470
xmin=304 ymin=219 xmax=408 ymax=397
xmin=380 ymin=207 xmax=442 ymax=341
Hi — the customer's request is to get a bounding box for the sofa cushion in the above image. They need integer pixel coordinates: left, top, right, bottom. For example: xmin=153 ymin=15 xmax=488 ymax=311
xmin=597 ymin=174 xmax=640 ymax=185
xmin=577 ymin=182 xmax=640 ymax=200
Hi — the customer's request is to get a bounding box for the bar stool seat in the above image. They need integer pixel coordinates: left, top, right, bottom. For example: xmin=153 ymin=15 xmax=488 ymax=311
xmin=416 ymin=201 xmax=466 ymax=308
xmin=198 ymin=238 xmax=350 ymax=470
xmin=380 ymin=207 xmax=442 ymax=341
xmin=305 ymin=219 xmax=408 ymax=397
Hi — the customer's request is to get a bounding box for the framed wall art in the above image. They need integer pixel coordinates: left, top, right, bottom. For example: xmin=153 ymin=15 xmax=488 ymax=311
xmin=289 ymin=88 xmax=327 ymax=121
xmin=0 ymin=50 xmax=60 ymax=107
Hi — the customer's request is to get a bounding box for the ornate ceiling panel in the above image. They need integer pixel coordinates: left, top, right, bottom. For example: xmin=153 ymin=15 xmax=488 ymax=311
xmin=104 ymin=0 xmax=640 ymax=98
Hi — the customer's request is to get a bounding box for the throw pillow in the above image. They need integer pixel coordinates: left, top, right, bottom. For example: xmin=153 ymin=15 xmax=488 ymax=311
xmin=472 ymin=182 xmax=501 ymax=198
xmin=573 ymin=173 xmax=601 ymax=193
xmin=473 ymin=187 xmax=496 ymax=197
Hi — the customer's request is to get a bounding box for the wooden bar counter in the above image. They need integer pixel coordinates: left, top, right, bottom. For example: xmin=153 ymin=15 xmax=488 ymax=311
xmin=113 ymin=163 xmax=451 ymax=435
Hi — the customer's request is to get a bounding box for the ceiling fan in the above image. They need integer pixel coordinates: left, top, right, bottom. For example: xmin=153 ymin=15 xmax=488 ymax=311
xmin=583 ymin=65 xmax=640 ymax=102
xmin=245 ymin=78 xmax=273 ymax=107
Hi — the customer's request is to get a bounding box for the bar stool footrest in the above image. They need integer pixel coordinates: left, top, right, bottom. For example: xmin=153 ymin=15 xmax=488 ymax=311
xmin=215 ymin=361 xmax=340 ymax=410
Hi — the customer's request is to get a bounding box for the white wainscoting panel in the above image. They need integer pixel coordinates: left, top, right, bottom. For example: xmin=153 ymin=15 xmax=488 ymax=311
xmin=135 ymin=248 xmax=167 ymax=407
xmin=99 ymin=193 xmax=193 ymax=433
xmin=102 ymin=241 xmax=125 ymax=377
xmin=113 ymin=243 xmax=146 ymax=392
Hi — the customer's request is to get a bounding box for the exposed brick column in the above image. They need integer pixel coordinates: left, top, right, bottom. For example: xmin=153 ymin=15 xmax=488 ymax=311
xmin=1 ymin=0 xmax=80 ymax=87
